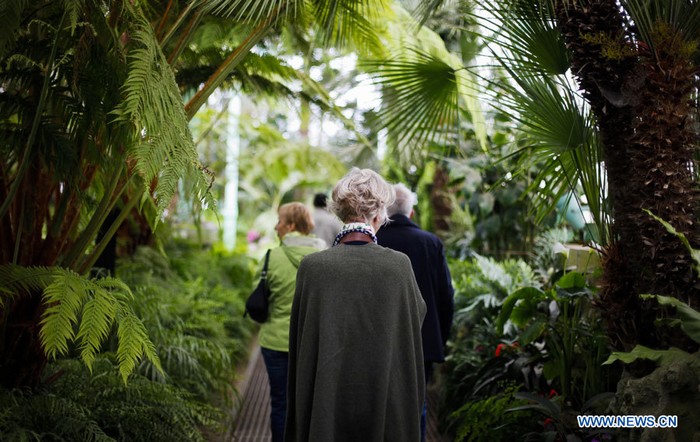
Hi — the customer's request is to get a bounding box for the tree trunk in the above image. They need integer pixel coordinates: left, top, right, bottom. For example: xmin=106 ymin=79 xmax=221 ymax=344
xmin=556 ymin=0 xmax=700 ymax=352
xmin=0 ymin=294 xmax=48 ymax=389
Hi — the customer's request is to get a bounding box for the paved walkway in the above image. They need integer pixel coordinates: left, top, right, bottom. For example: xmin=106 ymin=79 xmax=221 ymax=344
xmin=231 ymin=346 xmax=445 ymax=441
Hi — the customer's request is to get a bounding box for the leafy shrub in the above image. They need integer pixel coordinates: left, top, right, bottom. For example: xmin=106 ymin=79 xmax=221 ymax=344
xmin=0 ymin=243 xmax=255 ymax=441
xmin=0 ymin=357 xmax=220 ymax=441
xmin=439 ymin=255 xmax=537 ymax=436
xmin=117 ymin=245 xmax=254 ymax=404
xmin=451 ymin=383 xmax=535 ymax=442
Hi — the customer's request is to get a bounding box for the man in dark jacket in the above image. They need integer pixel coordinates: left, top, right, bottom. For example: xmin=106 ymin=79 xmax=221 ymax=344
xmin=376 ymin=183 xmax=454 ymax=442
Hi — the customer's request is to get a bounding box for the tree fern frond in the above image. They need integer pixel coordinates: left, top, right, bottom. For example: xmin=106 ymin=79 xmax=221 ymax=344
xmin=94 ymin=277 xmax=134 ymax=300
xmin=39 ymin=269 xmax=89 ymax=359
xmin=114 ymin=6 xmax=215 ymax=216
xmin=76 ymin=290 xmax=117 ymax=370
xmin=0 ymin=264 xmax=59 ymax=301
xmin=116 ymin=308 xmax=163 ymax=383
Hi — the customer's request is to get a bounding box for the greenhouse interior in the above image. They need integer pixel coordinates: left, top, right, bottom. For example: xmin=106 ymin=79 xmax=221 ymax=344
xmin=1 ymin=0 xmax=699 ymax=441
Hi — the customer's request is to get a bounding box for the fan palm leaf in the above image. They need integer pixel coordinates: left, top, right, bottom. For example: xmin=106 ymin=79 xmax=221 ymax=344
xmin=622 ymin=0 xmax=700 ymax=62
xmin=361 ymin=2 xmax=487 ymax=159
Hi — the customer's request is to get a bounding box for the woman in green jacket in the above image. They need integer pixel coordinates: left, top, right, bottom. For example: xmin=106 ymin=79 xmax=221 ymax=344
xmin=258 ymin=202 xmax=324 ymax=442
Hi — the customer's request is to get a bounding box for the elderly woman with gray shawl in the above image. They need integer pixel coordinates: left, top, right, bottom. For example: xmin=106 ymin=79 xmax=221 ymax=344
xmin=285 ymin=168 xmax=427 ymax=442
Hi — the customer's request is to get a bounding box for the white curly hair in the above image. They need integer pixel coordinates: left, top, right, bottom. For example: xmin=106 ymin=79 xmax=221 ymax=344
xmin=330 ymin=167 xmax=395 ymax=225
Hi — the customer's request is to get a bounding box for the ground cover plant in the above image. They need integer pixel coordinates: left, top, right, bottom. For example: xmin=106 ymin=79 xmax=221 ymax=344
xmin=0 ymin=242 xmax=254 ymax=441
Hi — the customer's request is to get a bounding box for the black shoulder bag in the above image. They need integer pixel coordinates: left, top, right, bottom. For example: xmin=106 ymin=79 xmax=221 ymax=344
xmin=244 ymin=249 xmax=271 ymax=323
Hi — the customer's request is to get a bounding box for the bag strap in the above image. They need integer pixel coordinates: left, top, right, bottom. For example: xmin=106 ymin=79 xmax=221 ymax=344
xmin=280 ymin=246 xmax=299 ymax=269
xmin=261 ymin=249 xmax=271 ymax=279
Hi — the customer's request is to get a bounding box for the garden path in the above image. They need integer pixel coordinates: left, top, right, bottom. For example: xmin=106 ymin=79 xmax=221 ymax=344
xmin=231 ymin=346 xmax=446 ymax=441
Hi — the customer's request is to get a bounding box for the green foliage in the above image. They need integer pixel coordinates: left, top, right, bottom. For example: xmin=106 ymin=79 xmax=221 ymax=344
xmin=0 ymin=243 xmax=254 ymax=440
xmin=530 ymin=227 xmax=572 ymax=282
xmin=507 ymin=390 xmax=615 ymax=442
xmin=440 ymin=255 xmax=537 ymax=437
xmin=117 ymin=244 xmax=254 ymax=402
xmin=604 ymin=294 xmax=700 ymax=368
xmin=115 ymin=7 xmax=215 ymax=215
xmin=645 ymin=209 xmax=700 ymax=272
xmin=497 ymin=270 xmax=614 ymax=406
xmin=0 ymin=265 xmax=162 ymax=383
xmin=363 ymin=48 xmax=460 ymax=148
xmin=442 ymin=253 xmax=616 ymax=441
xmin=459 ymin=0 xmax=610 ymax=245
xmin=604 ymin=345 xmax=700 ymax=369
xmin=0 ymin=357 xmax=220 ymax=441
xmin=237 ymin=132 xmax=346 ymax=238
xmin=451 ymin=383 xmax=534 ymax=442
xmin=0 ymin=386 xmax=113 ymax=442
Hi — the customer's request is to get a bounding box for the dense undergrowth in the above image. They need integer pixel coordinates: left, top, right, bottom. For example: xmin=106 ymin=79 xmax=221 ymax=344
xmin=0 ymin=242 xmax=256 ymax=441
xmin=439 ymin=233 xmax=620 ymax=442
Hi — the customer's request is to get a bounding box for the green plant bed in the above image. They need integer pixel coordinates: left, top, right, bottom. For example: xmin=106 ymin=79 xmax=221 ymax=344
xmin=440 ymin=251 xmax=619 ymax=441
xmin=0 ymin=243 xmax=257 ymax=440
xmin=117 ymin=244 xmax=256 ymax=404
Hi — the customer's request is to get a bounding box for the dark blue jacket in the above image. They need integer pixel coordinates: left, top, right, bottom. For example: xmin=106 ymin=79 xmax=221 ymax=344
xmin=377 ymin=214 xmax=454 ymax=362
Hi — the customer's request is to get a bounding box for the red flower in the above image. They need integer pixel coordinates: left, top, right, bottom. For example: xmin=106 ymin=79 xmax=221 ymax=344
xmin=543 ymin=418 xmax=554 ymax=429
xmin=495 ymin=343 xmax=506 ymax=357
xmin=548 ymin=389 xmax=558 ymax=399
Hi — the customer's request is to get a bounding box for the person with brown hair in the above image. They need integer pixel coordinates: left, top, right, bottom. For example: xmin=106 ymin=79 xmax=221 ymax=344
xmin=286 ymin=168 xmax=426 ymax=441
xmin=256 ymin=202 xmax=325 ymax=442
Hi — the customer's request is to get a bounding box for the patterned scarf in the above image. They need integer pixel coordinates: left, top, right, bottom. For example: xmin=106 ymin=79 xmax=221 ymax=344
xmin=332 ymin=222 xmax=377 ymax=246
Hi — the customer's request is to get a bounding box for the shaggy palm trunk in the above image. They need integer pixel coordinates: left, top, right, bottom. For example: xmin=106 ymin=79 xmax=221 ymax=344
xmin=431 ymin=165 xmax=453 ymax=233
xmin=556 ymin=0 xmax=699 ymax=352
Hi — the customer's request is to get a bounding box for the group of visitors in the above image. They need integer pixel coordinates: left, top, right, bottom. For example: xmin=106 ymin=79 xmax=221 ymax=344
xmin=253 ymin=167 xmax=454 ymax=442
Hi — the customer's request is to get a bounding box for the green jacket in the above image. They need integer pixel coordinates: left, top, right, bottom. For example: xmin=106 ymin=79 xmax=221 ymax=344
xmin=258 ymin=232 xmax=325 ymax=352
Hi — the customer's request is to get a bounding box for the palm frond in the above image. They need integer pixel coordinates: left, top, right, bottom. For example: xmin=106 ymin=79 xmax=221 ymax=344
xmin=475 ymin=0 xmax=569 ymax=76
xmin=411 ymin=0 xmax=450 ymax=26
xmin=208 ymin=0 xmax=294 ymax=24
xmin=491 ymin=71 xmax=607 ymax=235
xmin=363 ymin=48 xmax=460 ymax=148
xmin=0 ymin=0 xmax=28 ymax=58
xmin=623 ymin=0 xmax=700 ymax=52
xmin=311 ymin=0 xmax=385 ymax=55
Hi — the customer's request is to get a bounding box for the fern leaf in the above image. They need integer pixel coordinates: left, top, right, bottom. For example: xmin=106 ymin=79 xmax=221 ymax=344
xmin=59 ymin=0 xmax=84 ymax=35
xmin=95 ymin=276 xmax=134 ymax=300
xmin=0 ymin=264 xmax=60 ymax=295
xmin=0 ymin=0 xmax=28 ymax=58
xmin=39 ymin=269 xmax=87 ymax=359
xmin=114 ymin=7 xmax=214 ymax=217
xmin=116 ymin=308 xmax=163 ymax=383
xmin=76 ymin=289 xmax=117 ymax=371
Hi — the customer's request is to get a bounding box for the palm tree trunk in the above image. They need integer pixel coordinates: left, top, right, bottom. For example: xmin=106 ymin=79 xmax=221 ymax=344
xmin=556 ymin=0 xmax=700 ymax=352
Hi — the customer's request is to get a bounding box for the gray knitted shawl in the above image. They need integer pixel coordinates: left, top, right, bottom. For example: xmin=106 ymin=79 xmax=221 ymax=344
xmin=286 ymin=243 xmax=426 ymax=442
